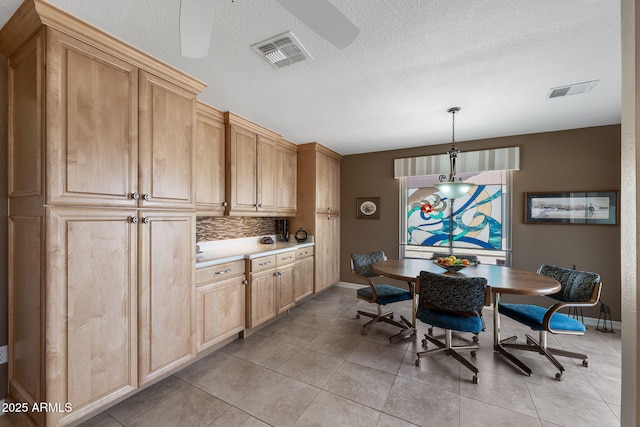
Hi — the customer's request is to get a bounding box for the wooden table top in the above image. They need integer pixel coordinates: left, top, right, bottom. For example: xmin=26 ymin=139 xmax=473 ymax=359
xmin=373 ymin=259 xmax=561 ymax=296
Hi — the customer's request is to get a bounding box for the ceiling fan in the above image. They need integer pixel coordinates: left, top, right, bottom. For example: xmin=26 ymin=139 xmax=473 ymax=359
xmin=179 ymin=0 xmax=360 ymax=58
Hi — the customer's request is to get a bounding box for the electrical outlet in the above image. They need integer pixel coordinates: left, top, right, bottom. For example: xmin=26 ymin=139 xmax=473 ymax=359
xmin=0 ymin=345 xmax=7 ymax=364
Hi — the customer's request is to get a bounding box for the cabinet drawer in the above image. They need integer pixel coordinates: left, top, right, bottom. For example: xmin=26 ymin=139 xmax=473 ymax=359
xmin=277 ymin=250 xmax=296 ymax=266
xmin=251 ymin=255 xmax=277 ymax=272
xmin=197 ymin=260 xmax=245 ymax=285
xmin=295 ymin=246 xmax=314 ymax=259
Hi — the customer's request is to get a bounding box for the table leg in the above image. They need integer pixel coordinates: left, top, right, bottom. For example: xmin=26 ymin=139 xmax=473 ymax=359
xmin=493 ymin=292 xmax=533 ymax=376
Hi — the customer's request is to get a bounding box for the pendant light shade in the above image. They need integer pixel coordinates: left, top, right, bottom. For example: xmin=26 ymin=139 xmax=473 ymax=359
xmin=434 ymin=107 xmax=474 ymax=199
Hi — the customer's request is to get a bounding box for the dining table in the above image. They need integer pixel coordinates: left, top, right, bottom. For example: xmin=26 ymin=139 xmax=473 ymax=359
xmin=372 ymin=258 xmax=561 ymax=375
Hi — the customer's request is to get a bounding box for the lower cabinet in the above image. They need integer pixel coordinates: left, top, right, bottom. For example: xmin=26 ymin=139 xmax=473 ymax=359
xmin=195 ymin=260 xmax=247 ymax=353
xmin=293 ymin=247 xmax=314 ymax=302
xmin=34 ymin=208 xmax=195 ymax=426
xmin=247 ymin=248 xmax=314 ymax=329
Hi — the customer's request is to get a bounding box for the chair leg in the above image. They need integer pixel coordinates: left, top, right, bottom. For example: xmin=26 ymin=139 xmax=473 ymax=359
xmin=415 ymin=329 xmax=480 ymax=384
xmin=356 ymin=305 xmax=410 ymax=337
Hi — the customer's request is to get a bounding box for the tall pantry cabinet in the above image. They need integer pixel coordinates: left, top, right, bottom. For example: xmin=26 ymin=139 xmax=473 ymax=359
xmin=291 ymin=143 xmax=342 ymax=292
xmin=0 ymin=1 xmax=205 ymax=426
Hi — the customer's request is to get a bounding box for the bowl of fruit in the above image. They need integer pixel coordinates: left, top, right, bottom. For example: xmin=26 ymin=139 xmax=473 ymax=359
xmin=433 ymin=255 xmax=475 ymax=273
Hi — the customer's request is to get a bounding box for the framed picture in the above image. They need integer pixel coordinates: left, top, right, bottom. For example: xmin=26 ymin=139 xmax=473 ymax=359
xmin=356 ymin=197 xmax=380 ymax=219
xmin=524 ymin=191 xmax=619 ymax=225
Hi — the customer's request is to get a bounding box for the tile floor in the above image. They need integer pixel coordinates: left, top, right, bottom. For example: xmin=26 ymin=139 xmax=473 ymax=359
xmin=6 ymin=285 xmax=622 ymax=427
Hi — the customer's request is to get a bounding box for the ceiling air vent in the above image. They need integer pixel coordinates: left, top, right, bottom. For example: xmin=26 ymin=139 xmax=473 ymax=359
xmin=252 ymin=32 xmax=312 ymax=69
xmin=548 ymin=80 xmax=599 ymax=98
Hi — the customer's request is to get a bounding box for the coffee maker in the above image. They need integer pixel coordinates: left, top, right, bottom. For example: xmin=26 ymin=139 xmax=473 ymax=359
xmin=278 ymin=219 xmax=289 ymax=242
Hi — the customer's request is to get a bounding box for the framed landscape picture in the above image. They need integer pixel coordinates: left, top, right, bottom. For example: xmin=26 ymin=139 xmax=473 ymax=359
xmin=524 ymin=191 xmax=618 ymax=225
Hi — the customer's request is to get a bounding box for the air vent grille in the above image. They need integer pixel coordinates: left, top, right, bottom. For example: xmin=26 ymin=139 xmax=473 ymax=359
xmin=252 ymin=32 xmax=312 ymax=68
xmin=548 ymin=80 xmax=599 ymax=98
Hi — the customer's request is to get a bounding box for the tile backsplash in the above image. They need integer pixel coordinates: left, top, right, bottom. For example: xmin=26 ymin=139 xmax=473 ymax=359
xmin=197 ymin=216 xmax=279 ymax=242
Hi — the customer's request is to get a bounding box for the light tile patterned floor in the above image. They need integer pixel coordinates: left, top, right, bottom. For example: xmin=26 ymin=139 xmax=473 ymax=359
xmin=24 ymin=285 xmax=622 ymax=426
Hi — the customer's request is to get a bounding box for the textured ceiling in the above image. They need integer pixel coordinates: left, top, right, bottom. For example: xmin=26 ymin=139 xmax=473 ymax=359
xmin=0 ymin=0 xmax=621 ymax=155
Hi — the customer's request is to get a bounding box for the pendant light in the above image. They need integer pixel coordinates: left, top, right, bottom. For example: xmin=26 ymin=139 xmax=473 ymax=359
xmin=433 ymin=107 xmax=474 ymax=199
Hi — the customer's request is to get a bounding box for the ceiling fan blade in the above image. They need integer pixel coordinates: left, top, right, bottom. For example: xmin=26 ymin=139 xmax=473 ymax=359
xmin=275 ymin=0 xmax=359 ymax=49
xmin=180 ymin=0 xmax=214 ymax=58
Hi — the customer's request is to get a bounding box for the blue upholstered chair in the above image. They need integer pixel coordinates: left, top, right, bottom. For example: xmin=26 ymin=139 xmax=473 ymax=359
xmin=498 ymin=264 xmax=602 ymax=380
xmin=350 ymin=252 xmax=414 ymax=342
xmin=415 ymin=271 xmax=489 ymax=384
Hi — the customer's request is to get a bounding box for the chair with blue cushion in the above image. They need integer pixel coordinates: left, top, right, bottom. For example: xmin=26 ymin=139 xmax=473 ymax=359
xmin=415 ymin=271 xmax=489 ymax=384
xmin=498 ymin=264 xmax=602 ymax=380
xmin=350 ymin=252 xmax=414 ymax=342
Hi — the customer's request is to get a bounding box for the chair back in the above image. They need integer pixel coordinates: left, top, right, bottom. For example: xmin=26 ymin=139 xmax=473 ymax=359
xmin=538 ymin=264 xmax=601 ymax=303
xmin=417 ymin=271 xmax=488 ymax=316
xmin=350 ymin=252 xmax=386 ymax=278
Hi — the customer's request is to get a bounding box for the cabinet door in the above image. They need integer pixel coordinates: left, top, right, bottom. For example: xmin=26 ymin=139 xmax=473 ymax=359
xmin=315 ymin=151 xmax=331 ymax=212
xmin=315 ymin=216 xmax=340 ymax=292
xmin=277 ymin=144 xmax=297 ymax=215
xmin=249 ymin=269 xmax=277 ymax=328
xmin=196 ymin=275 xmax=245 ymax=352
xmin=47 ymin=31 xmax=138 ymax=207
xmin=195 ymin=103 xmax=226 ymax=215
xmin=329 ymin=155 xmax=341 ymax=213
xmin=139 ymin=71 xmax=196 ymax=209
xmin=138 ymin=211 xmax=195 ymax=385
xmin=277 ymin=264 xmax=295 ymax=314
xmin=257 ymin=136 xmax=278 ymax=213
xmin=293 ymin=256 xmax=314 ymax=302
xmin=227 ymin=125 xmax=258 ymax=213
xmin=46 ymin=208 xmax=137 ymax=421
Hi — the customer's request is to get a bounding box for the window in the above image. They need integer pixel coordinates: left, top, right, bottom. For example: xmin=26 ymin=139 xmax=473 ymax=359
xmin=399 ymin=170 xmax=512 ymax=265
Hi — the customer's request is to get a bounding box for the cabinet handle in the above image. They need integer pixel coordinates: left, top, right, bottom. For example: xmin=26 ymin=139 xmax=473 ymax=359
xmin=282 ymin=256 xmax=293 ymax=260
xmin=131 ymin=217 xmax=139 ymax=224
xmin=257 ymin=203 xmax=263 ymax=208
xmin=222 ymin=201 xmax=228 ymax=207
xmin=215 ymin=268 xmax=232 ymax=275
xmin=242 ymin=279 xmax=248 ymax=286
xmin=274 ymin=271 xmax=282 ymax=277
xmin=258 ymin=260 xmax=272 ymax=266
xmin=142 ymin=217 xmax=150 ymax=225
xmin=142 ymin=193 xmax=150 ymax=201
xmin=131 ymin=192 xmax=140 ymax=200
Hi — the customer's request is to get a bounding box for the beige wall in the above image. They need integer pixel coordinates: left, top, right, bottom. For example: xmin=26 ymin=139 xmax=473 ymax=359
xmin=340 ymin=125 xmax=621 ymax=321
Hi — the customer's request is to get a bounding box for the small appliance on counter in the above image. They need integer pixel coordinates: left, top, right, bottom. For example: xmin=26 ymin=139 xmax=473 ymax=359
xmin=260 ymin=236 xmax=275 ymax=244
xmin=278 ymin=219 xmax=290 ymax=242
xmin=294 ymin=228 xmax=308 ymax=243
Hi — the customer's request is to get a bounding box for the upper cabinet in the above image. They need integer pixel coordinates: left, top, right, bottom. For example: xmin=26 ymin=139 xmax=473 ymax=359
xmin=195 ymin=102 xmax=226 ymax=215
xmin=316 ymin=150 xmax=341 ymax=215
xmin=225 ymin=112 xmax=296 ymax=216
xmin=277 ymin=139 xmax=298 ymax=216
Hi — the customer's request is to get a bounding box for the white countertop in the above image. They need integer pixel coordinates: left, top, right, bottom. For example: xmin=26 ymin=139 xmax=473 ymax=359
xmin=196 ymin=235 xmax=314 ymax=268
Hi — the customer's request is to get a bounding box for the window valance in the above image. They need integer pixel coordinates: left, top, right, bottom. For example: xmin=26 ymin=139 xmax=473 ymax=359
xmin=394 ymin=146 xmax=520 ymax=178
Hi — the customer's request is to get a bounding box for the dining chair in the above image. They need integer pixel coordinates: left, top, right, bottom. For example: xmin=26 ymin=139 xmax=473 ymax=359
xmin=498 ymin=264 xmax=602 ymax=380
xmin=350 ymin=252 xmax=414 ymax=342
xmin=415 ymin=271 xmax=489 ymax=384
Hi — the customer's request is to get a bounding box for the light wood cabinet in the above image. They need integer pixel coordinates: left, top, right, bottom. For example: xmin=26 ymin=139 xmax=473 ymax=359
xmin=277 ymin=140 xmax=298 ymax=216
xmin=195 ymin=261 xmax=246 ymax=352
xmin=291 ymin=143 xmax=342 ymax=293
xmin=276 ymin=251 xmax=297 ymax=314
xmin=293 ymin=247 xmax=314 ymax=302
xmin=224 ymin=112 xmax=296 ymax=216
xmin=46 ymin=32 xmax=197 ymax=210
xmin=1 ymin=2 xmax=205 ymax=425
xmin=249 ymin=267 xmax=278 ymax=328
xmin=137 ymin=211 xmax=195 ymax=386
xmin=138 ymin=71 xmax=197 ymax=209
xmin=195 ymin=102 xmax=226 ymax=215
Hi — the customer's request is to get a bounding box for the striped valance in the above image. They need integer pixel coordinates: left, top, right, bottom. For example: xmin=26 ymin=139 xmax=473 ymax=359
xmin=394 ymin=146 xmax=520 ymax=178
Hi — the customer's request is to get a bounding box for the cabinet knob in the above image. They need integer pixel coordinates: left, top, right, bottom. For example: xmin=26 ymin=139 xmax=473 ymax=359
xmin=131 ymin=192 xmax=139 ymax=200
xmin=222 ymin=201 xmax=228 ymax=207
xmin=142 ymin=217 xmax=150 ymax=225
xmin=242 ymin=279 xmax=248 ymax=286
xmin=131 ymin=217 xmax=139 ymax=224
xmin=142 ymin=193 xmax=150 ymax=201
xmin=257 ymin=203 xmax=263 ymax=208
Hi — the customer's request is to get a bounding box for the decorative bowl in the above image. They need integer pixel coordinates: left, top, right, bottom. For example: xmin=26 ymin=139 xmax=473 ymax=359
xmin=432 ymin=259 xmax=475 ymax=273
